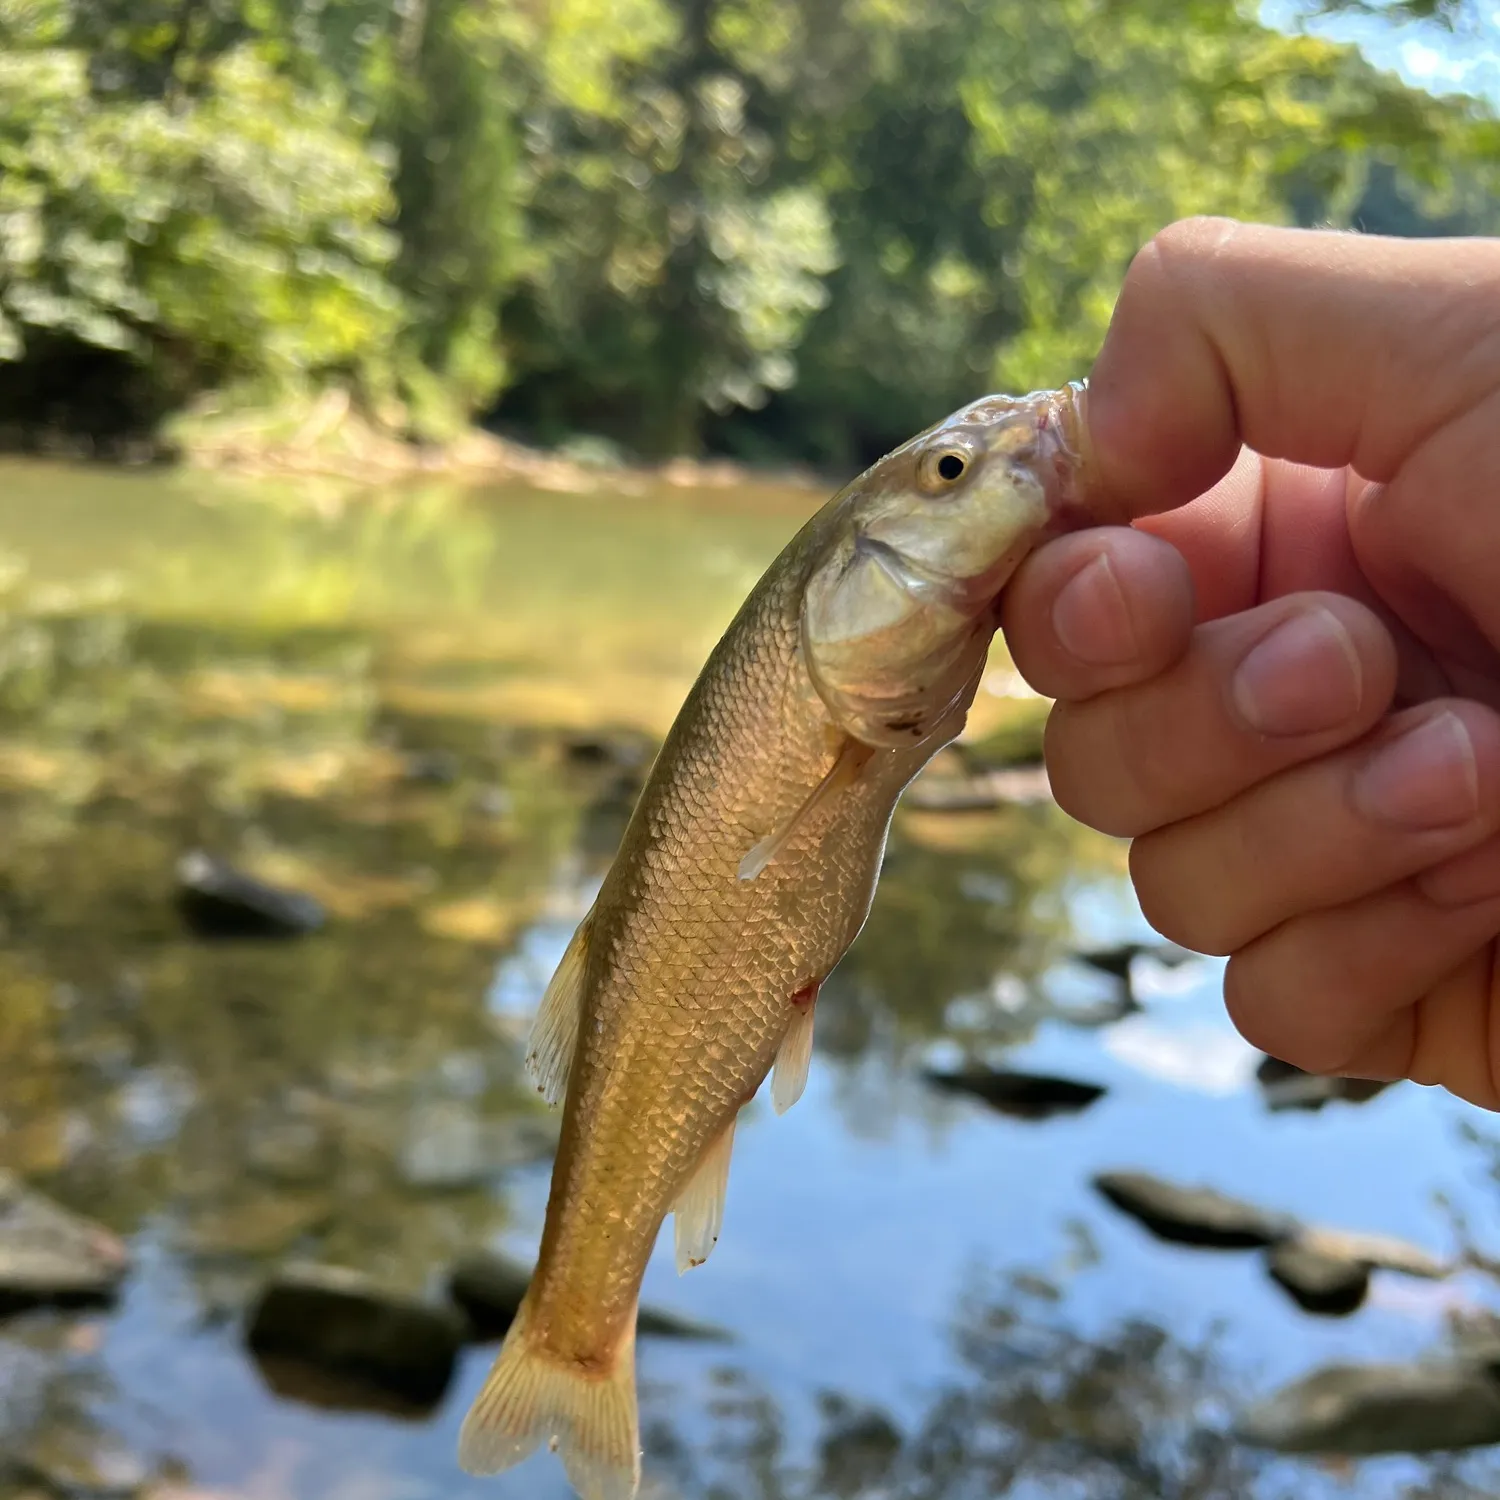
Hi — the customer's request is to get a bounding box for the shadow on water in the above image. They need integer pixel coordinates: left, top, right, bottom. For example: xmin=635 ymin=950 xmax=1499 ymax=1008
xmin=1 ymin=463 xmax=1500 ymax=1498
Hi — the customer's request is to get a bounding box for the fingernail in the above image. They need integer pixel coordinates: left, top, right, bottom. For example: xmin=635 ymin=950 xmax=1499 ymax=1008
xmin=1352 ymin=710 xmax=1479 ymax=831
xmin=1230 ymin=607 xmax=1363 ymax=736
xmin=1051 ymin=554 xmax=1138 ymax=666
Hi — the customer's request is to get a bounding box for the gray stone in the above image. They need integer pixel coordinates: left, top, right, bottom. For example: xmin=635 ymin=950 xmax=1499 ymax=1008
xmin=175 ymin=851 xmax=324 ymax=939
xmin=1299 ymin=1227 xmax=1450 ymax=1280
xmin=1092 ymin=1170 xmax=1298 ymax=1249
xmin=1237 ymin=1361 xmax=1500 ymax=1454
xmin=19 ymin=1420 xmax=151 ymax=1498
xmin=1255 ymin=1054 xmax=1393 ymax=1113
xmin=923 ymin=1066 xmax=1105 ymax=1121
xmin=1266 ymin=1241 xmax=1370 ymax=1316
xmin=245 ymin=1262 xmax=466 ymax=1409
xmin=0 ymin=1171 xmax=130 ymax=1312
xmin=447 ymin=1251 xmax=730 ymax=1344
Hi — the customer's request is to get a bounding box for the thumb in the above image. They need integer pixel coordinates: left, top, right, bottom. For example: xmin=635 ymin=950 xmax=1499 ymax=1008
xmin=1080 ymin=218 xmax=1500 ymax=522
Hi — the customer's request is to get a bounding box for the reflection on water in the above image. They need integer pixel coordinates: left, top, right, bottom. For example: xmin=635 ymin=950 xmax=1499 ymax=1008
xmin=0 ymin=461 xmax=1499 ymax=1499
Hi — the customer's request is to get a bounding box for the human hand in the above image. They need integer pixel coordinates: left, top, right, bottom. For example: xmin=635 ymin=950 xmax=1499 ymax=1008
xmin=1001 ymin=218 xmax=1500 ymax=1109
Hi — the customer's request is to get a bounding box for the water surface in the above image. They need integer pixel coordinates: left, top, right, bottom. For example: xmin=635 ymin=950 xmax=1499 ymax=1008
xmin=2 ymin=459 xmax=1499 ymax=1499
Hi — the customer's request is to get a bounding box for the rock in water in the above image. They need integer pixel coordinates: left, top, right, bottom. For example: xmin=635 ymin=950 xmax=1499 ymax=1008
xmin=922 ymin=1066 xmax=1106 ymax=1120
xmin=447 ymin=1250 xmax=730 ymax=1344
xmin=1298 ymin=1227 xmax=1450 ymax=1280
xmin=0 ymin=1171 xmax=130 ymax=1313
xmin=1237 ymin=1361 xmax=1500 ymax=1454
xmin=1092 ymin=1170 xmax=1298 ymax=1249
xmin=175 ymin=851 xmax=325 ymax=939
xmin=245 ymin=1263 xmax=465 ymax=1410
xmin=446 ymin=1250 xmax=531 ymax=1338
xmin=1267 ymin=1240 xmax=1370 ymax=1316
xmin=1076 ymin=941 xmax=1194 ymax=982
xmin=1255 ymin=1054 xmax=1392 ymax=1112
xmin=19 ymin=1419 xmax=152 ymax=1498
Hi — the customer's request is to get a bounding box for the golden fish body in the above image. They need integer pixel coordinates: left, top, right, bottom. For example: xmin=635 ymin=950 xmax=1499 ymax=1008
xmin=459 ymin=385 xmax=1093 ymax=1500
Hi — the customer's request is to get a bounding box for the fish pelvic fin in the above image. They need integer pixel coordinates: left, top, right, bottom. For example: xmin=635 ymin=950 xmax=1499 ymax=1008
xmin=525 ymin=909 xmax=595 ymax=1106
xmin=458 ymin=1298 xmax=641 ymax=1500
xmin=737 ymin=736 xmax=877 ymax=882
xmin=771 ymin=983 xmax=819 ymax=1115
xmin=672 ymin=1113 xmax=737 ymax=1274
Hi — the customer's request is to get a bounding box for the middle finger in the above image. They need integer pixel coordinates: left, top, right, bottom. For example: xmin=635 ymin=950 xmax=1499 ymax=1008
xmin=1046 ymin=591 xmax=1397 ymax=836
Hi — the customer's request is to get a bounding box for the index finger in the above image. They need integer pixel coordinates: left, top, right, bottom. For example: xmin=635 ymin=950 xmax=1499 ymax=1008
xmin=1082 ymin=218 xmax=1500 ymax=521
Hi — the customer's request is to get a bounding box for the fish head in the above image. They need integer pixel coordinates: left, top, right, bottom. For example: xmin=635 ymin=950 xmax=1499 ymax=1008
xmin=802 ymin=384 xmax=1089 ymax=749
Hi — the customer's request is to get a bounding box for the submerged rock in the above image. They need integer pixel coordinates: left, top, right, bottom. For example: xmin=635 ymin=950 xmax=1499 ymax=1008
xmin=1094 ymin=1168 xmax=1453 ymax=1313
xmin=1053 ymin=942 xmax=1196 ymax=1027
xmin=175 ymin=851 xmax=325 ymax=939
xmin=1237 ymin=1360 xmax=1500 ymax=1454
xmin=399 ymin=749 xmax=461 ymax=785
xmin=0 ymin=1171 xmax=130 ymax=1313
xmin=1255 ymin=1054 xmax=1393 ymax=1112
xmin=18 ymin=1419 xmax=152 ymax=1498
xmin=447 ymin=1251 xmax=730 ymax=1344
xmin=1076 ymin=941 xmax=1195 ymax=983
xmin=185 ymin=1192 xmax=334 ymax=1257
xmin=1092 ymin=1170 xmax=1297 ymax=1249
xmin=1298 ymin=1227 xmax=1450 ymax=1281
xmin=922 ymin=1066 xmax=1106 ymax=1121
xmin=245 ymin=1263 xmax=465 ymax=1410
xmin=1267 ymin=1240 xmax=1370 ymax=1316
xmin=561 ymin=730 xmax=654 ymax=775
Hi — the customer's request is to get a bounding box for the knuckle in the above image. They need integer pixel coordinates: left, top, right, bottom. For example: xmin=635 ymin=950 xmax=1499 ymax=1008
xmin=1107 ymin=684 xmax=1186 ymax=826
xmin=1225 ymin=935 xmax=1356 ymax=1075
xmin=1129 ymin=833 xmax=1236 ymax=957
xmin=1221 ymin=952 xmax=1290 ymax=1059
xmin=1044 ymin=702 xmax=1146 ymax=837
xmin=1134 ymin=217 xmax=1241 ymax=287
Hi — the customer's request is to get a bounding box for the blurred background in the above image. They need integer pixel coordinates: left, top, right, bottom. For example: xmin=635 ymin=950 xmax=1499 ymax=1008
xmin=3 ymin=1 xmax=1500 ymax=1498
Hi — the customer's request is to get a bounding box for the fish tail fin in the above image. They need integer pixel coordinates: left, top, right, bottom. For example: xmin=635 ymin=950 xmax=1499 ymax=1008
xmin=458 ymin=1298 xmax=641 ymax=1500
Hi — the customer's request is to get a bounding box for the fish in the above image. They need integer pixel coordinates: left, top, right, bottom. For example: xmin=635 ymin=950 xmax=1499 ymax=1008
xmin=458 ymin=382 xmax=1098 ymax=1499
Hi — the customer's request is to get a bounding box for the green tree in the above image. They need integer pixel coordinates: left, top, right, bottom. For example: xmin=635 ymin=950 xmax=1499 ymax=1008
xmin=0 ymin=0 xmax=401 ymax=434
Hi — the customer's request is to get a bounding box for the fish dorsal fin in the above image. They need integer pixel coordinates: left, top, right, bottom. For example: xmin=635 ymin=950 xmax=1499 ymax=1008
xmin=771 ymin=984 xmax=819 ymax=1115
xmin=672 ymin=1114 xmax=737 ymax=1274
xmin=738 ymin=737 xmax=876 ymax=882
xmin=524 ymin=909 xmax=594 ymax=1107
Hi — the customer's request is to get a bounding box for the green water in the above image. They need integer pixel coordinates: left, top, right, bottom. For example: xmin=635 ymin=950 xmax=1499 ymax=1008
xmin=1 ymin=459 xmax=1499 ymax=1500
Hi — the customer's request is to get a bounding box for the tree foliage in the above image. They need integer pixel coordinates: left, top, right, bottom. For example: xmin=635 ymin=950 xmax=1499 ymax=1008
xmin=0 ymin=0 xmax=1495 ymax=459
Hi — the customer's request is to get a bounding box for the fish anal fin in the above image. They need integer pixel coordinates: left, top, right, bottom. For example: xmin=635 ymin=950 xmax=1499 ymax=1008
xmin=672 ymin=1115 xmax=737 ymax=1274
xmin=458 ymin=1300 xmax=640 ymax=1500
xmin=525 ymin=910 xmax=595 ymax=1107
xmin=772 ymin=982 xmax=819 ymax=1115
xmin=738 ymin=737 xmax=877 ymax=882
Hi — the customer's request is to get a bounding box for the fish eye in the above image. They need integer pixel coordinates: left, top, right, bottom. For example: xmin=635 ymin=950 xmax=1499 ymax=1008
xmin=918 ymin=445 xmax=974 ymax=493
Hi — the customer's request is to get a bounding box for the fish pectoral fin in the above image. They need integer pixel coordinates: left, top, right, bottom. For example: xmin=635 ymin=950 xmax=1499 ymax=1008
xmin=524 ymin=909 xmax=594 ymax=1107
xmin=737 ymin=736 xmax=877 ymax=882
xmin=672 ymin=1115 xmax=737 ymax=1274
xmin=459 ymin=1299 xmax=640 ymax=1500
xmin=771 ymin=984 xmax=819 ymax=1115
